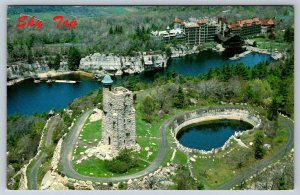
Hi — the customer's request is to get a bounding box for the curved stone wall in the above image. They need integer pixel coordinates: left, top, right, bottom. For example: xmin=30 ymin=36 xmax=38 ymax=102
xmin=170 ymin=108 xmax=261 ymax=154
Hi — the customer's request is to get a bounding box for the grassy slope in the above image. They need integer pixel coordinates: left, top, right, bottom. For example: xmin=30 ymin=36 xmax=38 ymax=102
xmin=66 ymin=89 xmax=290 ymax=187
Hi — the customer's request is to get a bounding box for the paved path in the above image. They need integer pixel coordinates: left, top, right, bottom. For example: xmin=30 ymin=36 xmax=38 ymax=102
xmin=60 ymin=108 xmax=294 ymax=187
xmin=28 ymin=115 xmax=60 ymax=190
xmin=60 ymin=109 xmax=173 ymax=182
xmin=216 ymin=116 xmax=294 ymax=190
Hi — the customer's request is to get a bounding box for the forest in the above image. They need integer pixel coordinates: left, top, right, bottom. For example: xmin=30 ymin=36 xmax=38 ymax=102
xmin=7 ymin=6 xmax=294 ymax=64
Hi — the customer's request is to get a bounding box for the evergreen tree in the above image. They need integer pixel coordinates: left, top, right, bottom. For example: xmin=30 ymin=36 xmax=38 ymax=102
xmin=284 ymin=26 xmax=294 ymax=42
xmin=70 ymin=30 xmax=76 ymax=42
xmin=53 ymin=53 xmax=61 ymax=70
xmin=173 ymin=86 xmax=185 ymax=108
xmin=268 ymin=98 xmax=279 ymax=121
xmin=27 ymin=49 xmax=33 ymax=64
xmin=234 ymin=63 xmax=249 ymax=80
xmin=109 ymin=26 xmax=114 ymax=34
xmin=206 ymin=68 xmax=213 ymax=80
xmin=221 ymin=64 xmax=232 ymax=81
xmin=67 ymin=46 xmax=81 ymax=71
xmin=254 ymin=130 xmax=265 ymax=159
xmin=278 ymin=175 xmax=287 ymax=190
xmin=281 ymin=57 xmax=294 ymax=79
xmin=251 ymin=61 xmax=268 ymax=79
xmin=135 ymin=26 xmax=141 ymax=37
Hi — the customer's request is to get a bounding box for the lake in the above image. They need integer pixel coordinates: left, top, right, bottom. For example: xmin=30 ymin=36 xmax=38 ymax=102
xmin=7 ymin=50 xmax=272 ymax=116
xmin=176 ymin=119 xmax=253 ymax=151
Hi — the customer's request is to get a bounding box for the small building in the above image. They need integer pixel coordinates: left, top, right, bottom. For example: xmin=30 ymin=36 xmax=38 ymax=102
xmin=151 ymin=27 xmax=185 ymax=43
xmin=48 ymin=109 xmax=55 ymax=116
xmin=215 ymin=33 xmax=244 ymax=49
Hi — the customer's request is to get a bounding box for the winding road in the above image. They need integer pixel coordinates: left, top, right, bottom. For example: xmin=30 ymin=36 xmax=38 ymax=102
xmin=60 ymin=109 xmax=172 ymax=182
xmin=216 ymin=116 xmax=294 ymax=190
xmin=60 ymin=109 xmax=294 ymax=188
xmin=28 ymin=115 xmax=60 ymax=190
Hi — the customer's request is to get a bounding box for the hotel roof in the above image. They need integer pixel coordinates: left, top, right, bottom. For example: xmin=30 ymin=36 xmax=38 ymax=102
xmin=228 ymin=18 xmax=275 ymax=30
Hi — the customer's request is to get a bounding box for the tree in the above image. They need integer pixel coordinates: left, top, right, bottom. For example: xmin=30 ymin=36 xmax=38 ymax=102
xmin=104 ymin=149 xmax=138 ymax=173
xmin=268 ymin=32 xmax=276 ymax=40
xmin=175 ymin=166 xmax=193 ymax=190
xmin=67 ymin=46 xmax=81 ymax=71
xmin=245 ymin=79 xmax=273 ymax=106
xmin=197 ymin=183 xmax=205 ymax=190
xmin=234 ymin=63 xmax=249 ymax=80
xmin=165 ymin=46 xmax=172 ymax=57
xmin=53 ymin=53 xmax=61 ymax=70
xmin=109 ymin=26 xmax=114 ymax=34
xmin=254 ymin=130 xmax=265 ymax=159
xmin=27 ymin=49 xmax=33 ymax=64
xmin=268 ymin=98 xmax=279 ymax=121
xmin=140 ymin=95 xmax=156 ymax=122
xmin=155 ymin=83 xmax=177 ymax=112
xmin=284 ymin=26 xmax=294 ymax=42
xmin=277 ymin=174 xmax=287 ymax=190
xmin=221 ymin=64 xmax=232 ymax=81
xmin=173 ymin=86 xmax=185 ymax=108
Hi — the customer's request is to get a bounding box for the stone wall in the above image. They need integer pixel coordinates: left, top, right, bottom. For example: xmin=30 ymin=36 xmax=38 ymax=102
xmin=102 ymin=86 xmax=136 ymax=149
xmin=18 ymin=115 xmax=55 ymax=190
xmin=170 ymin=108 xmax=261 ymax=154
xmin=51 ymin=138 xmax=63 ymax=171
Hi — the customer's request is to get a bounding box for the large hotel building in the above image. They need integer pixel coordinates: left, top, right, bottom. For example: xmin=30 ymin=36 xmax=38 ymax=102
xmin=151 ymin=17 xmax=275 ymax=46
xmin=227 ymin=17 xmax=275 ymax=37
xmin=174 ymin=17 xmax=222 ymax=45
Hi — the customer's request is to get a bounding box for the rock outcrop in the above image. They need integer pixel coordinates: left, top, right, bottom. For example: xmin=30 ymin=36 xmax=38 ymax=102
xmin=79 ymin=53 xmax=168 ymax=74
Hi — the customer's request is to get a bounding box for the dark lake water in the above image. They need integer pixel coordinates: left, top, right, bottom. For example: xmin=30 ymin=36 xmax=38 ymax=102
xmin=176 ymin=119 xmax=253 ymax=151
xmin=7 ymin=50 xmax=272 ymax=116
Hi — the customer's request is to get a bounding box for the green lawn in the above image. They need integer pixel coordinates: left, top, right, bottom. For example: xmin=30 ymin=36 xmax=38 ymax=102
xmin=80 ymin=119 xmax=101 ymax=141
xmin=72 ymin=102 xmax=173 ymax=176
xmin=70 ymin=101 xmax=290 ymax=188
xmin=252 ymin=36 xmax=289 ymax=51
xmin=74 ymin=156 xmax=149 ymax=177
xmin=188 ymin=116 xmax=290 ymax=189
xmin=173 ymin=150 xmax=187 ymax=165
xmin=73 ymin=116 xmax=101 ymax=161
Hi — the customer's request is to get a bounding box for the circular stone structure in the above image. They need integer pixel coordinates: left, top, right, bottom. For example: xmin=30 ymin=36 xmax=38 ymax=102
xmin=176 ymin=119 xmax=253 ymax=151
xmin=170 ymin=108 xmax=261 ymax=154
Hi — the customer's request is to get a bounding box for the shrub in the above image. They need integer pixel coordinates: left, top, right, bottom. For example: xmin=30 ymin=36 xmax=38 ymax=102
xmin=104 ymin=149 xmax=138 ymax=173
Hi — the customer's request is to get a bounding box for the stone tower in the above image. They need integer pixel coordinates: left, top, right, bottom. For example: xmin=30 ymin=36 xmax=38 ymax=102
xmin=101 ymin=75 xmax=136 ymax=149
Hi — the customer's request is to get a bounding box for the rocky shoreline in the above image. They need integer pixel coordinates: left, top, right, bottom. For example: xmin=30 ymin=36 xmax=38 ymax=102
xmin=7 ymin=43 xmax=280 ymax=86
xmin=7 ymin=70 xmax=94 ymax=86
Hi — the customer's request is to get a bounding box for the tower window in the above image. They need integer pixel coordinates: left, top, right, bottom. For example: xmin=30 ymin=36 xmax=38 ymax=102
xmin=126 ymin=133 xmax=130 ymax=137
